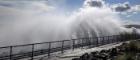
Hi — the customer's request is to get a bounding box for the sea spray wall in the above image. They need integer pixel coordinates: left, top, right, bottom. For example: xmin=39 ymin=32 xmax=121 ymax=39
xmin=0 ymin=1 xmax=72 ymax=46
xmin=0 ymin=0 xmax=129 ymax=47
xmin=70 ymin=0 xmax=127 ymax=39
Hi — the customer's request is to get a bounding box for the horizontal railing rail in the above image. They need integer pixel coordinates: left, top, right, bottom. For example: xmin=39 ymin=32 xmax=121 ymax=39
xmin=0 ymin=34 xmax=139 ymax=60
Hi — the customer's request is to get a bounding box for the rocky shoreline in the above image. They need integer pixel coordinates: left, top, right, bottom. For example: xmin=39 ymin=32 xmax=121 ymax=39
xmin=72 ymin=40 xmax=140 ymax=60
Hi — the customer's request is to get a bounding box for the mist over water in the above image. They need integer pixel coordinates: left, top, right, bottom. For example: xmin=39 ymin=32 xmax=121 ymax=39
xmin=0 ymin=0 xmax=128 ymax=47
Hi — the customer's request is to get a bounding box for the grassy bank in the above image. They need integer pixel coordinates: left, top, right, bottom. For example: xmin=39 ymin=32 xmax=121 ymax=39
xmin=116 ymin=40 xmax=140 ymax=60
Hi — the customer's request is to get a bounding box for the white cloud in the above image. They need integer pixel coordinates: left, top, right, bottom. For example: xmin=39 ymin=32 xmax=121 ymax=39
xmin=111 ymin=2 xmax=131 ymax=12
xmin=131 ymin=5 xmax=140 ymax=12
xmin=84 ymin=0 xmax=105 ymax=8
xmin=0 ymin=0 xmax=55 ymax=13
xmin=110 ymin=1 xmax=140 ymax=18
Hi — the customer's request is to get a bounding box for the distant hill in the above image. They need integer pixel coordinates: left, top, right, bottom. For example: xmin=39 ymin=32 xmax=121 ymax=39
xmin=124 ymin=24 xmax=140 ymax=28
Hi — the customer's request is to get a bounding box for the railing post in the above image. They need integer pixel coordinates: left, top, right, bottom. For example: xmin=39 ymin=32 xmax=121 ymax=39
xmin=115 ymin=35 xmax=117 ymax=42
xmin=96 ymin=37 xmax=99 ymax=46
xmin=134 ymin=33 xmax=137 ymax=39
xmin=112 ymin=35 xmax=114 ymax=43
xmin=115 ymin=35 xmax=118 ymax=43
xmin=112 ymin=36 xmax=114 ymax=43
xmin=72 ymin=39 xmax=75 ymax=51
xmin=121 ymin=35 xmax=123 ymax=42
xmin=132 ymin=34 xmax=134 ymax=40
xmin=117 ymin=35 xmax=119 ymax=42
xmin=81 ymin=38 xmax=83 ymax=48
xmin=90 ymin=37 xmax=93 ymax=47
xmin=119 ymin=35 xmax=121 ymax=42
xmin=31 ymin=44 xmax=34 ymax=60
xmin=124 ymin=35 xmax=126 ymax=41
xmin=48 ymin=42 xmax=51 ymax=57
xmin=107 ymin=36 xmax=110 ymax=44
xmin=130 ymin=34 xmax=132 ymax=40
xmin=102 ymin=37 xmax=104 ymax=45
xmin=10 ymin=46 xmax=13 ymax=60
xmin=113 ymin=35 xmax=115 ymax=43
xmin=61 ymin=41 xmax=64 ymax=53
xmin=88 ymin=37 xmax=91 ymax=47
xmin=117 ymin=35 xmax=120 ymax=42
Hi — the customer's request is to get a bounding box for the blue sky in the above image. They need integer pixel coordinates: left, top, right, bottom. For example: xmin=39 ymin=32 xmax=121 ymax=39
xmin=65 ymin=0 xmax=140 ymax=23
xmin=105 ymin=0 xmax=140 ymax=5
xmin=0 ymin=0 xmax=139 ymax=24
xmin=59 ymin=0 xmax=140 ymax=10
xmin=105 ymin=0 xmax=140 ymax=22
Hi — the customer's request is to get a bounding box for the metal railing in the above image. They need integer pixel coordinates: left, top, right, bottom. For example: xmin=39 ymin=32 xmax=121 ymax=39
xmin=0 ymin=34 xmax=139 ymax=60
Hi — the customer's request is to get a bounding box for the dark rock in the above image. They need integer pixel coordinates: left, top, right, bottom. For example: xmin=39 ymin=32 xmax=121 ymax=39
xmin=72 ymin=58 xmax=80 ymax=60
xmin=108 ymin=48 xmax=118 ymax=58
xmin=100 ymin=50 xmax=106 ymax=53
xmin=80 ymin=53 xmax=90 ymax=60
